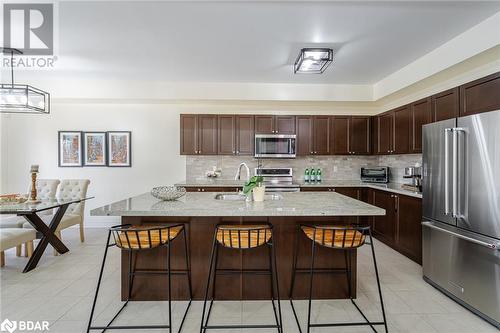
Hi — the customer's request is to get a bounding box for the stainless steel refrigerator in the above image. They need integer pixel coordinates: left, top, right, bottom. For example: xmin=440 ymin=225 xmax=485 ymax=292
xmin=422 ymin=110 xmax=500 ymax=328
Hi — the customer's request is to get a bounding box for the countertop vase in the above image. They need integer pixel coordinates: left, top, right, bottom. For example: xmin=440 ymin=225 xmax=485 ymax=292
xmin=252 ymin=185 xmax=266 ymax=202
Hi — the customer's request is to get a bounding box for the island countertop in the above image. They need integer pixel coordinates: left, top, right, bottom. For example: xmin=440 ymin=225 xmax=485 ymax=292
xmin=91 ymin=191 xmax=385 ymax=217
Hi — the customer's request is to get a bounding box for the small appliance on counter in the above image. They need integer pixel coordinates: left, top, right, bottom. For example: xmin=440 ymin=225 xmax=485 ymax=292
xmin=360 ymin=167 xmax=389 ymax=183
xmin=402 ymin=165 xmax=422 ymax=192
xmin=254 ymin=167 xmax=300 ymax=192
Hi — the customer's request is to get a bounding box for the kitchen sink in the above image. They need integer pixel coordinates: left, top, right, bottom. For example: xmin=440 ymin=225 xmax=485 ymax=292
xmin=214 ymin=193 xmax=283 ymax=201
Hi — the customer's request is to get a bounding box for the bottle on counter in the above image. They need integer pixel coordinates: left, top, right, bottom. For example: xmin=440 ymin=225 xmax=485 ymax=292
xmin=316 ymin=168 xmax=322 ymax=182
xmin=310 ymin=168 xmax=316 ymax=183
xmin=304 ymin=168 xmax=310 ymax=183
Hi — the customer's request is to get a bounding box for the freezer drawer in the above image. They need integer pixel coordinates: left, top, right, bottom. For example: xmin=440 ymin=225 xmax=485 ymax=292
xmin=422 ymin=220 xmax=500 ymax=327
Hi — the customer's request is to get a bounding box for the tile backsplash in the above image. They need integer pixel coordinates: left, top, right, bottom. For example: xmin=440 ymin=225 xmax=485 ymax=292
xmin=186 ymin=154 xmax=422 ymax=183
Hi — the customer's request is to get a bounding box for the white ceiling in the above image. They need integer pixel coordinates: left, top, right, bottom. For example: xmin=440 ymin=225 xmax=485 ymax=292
xmin=12 ymin=1 xmax=500 ymax=85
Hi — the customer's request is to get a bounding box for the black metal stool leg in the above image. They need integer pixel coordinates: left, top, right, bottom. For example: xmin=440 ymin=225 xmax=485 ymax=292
xmin=289 ymin=225 xmax=303 ymax=333
xmin=306 ymin=238 xmax=317 ymax=333
xmin=87 ymin=230 xmax=112 ymax=333
xmin=167 ymin=240 xmax=172 ymax=333
xmin=369 ymin=229 xmax=389 ymax=333
xmin=270 ymin=241 xmax=283 ymax=333
xmin=344 ymin=249 xmax=352 ymax=299
xmin=200 ymin=232 xmax=218 ymax=333
xmin=177 ymin=227 xmax=193 ymax=333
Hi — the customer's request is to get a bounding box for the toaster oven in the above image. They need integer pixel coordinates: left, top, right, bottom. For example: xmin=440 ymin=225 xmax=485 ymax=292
xmin=360 ymin=167 xmax=390 ymax=183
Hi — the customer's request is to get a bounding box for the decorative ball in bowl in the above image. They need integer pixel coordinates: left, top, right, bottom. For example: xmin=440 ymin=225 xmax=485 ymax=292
xmin=151 ymin=186 xmax=186 ymax=201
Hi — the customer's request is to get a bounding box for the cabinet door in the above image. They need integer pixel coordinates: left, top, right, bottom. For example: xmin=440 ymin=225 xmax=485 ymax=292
xmin=180 ymin=114 xmax=198 ymax=155
xmin=393 ymin=105 xmax=411 ymax=154
xmin=198 ymin=115 xmax=218 ymax=155
xmin=255 ymin=115 xmax=274 ymax=134
xmin=377 ymin=113 xmax=393 ymax=154
xmin=334 ymin=187 xmax=360 ymax=199
xmin=411 ymin=98 xmax=432 ymax=153
xmin=275 ymin=116 xmax=296 ymax=134
xmin=218 ymin=115 xmax=236 ymax=155
xmin=349 ymin=116 xmax=370 ymax=154
xmin=330 ymin=116 xmax=350 ymax=155
xmin=235 ymin=115 xmax=254 ymax=155
xmin=372 ymin=190 xmax=397 ymax=244
xmin=397 ymin=195 xmax=422 ymax=264
xmin=313 ymin=116 xmax=330 ymax=155
xmin=296 ymin=116 xmax=313 ymax=155
xmin=460 ymin=72 xmax=500 ymax=116
xmin=432 ymin=87 xmax=459 ymax=122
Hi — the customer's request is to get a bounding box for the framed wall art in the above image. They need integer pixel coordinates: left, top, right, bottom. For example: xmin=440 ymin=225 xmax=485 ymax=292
xmin=83 ymin=132 xmax=107 ymax=166
xmin=58 ymin=131 xmax=83 ymax=167
xmin=107 ymin=131 xmax=132 ymax=167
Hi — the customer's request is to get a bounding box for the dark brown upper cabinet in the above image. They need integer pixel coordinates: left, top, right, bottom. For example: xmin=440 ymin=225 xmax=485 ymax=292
xmin=330 ymin=116 xmax=370 ymax=155
xmin=411 ymin=98 xmax=432 ymax=153
xmin=431 ymin=87 xmax=459 ymax=122
xmin=330 ymin=116 xmax=350 ymax=154
xmin=460 ymin=72 xmax=500 ymax=116
xmin=235 ymin=115 xmax=255 ymax=155
xmin=296 ymin=116 xmax=331 ymax=156
xmin=313 ymin=116 xmax=330 ymax=155
xmin=254 ymin=115 xmax=296 ymax=134
xmin=217 ymin=115 xmax=255 ymax=155
xmin=349 ymin=116 xmax=371 ymax=155
xmin=296 ymin=116 xmax=313 ymax=155
xmin=217 ymin=115 xmax=236 ymax=155
xmin=197 ymin=115 xmax=218 ymax=155
xmin=376 ymin=113 xmax=393 ymax=154
xmin=393 ymin=105 xmax=411 ymax=154
xmin=180 ymin=114 xmax=198 ymax=155
xmin=180 ymin=114 xmax=218 ymax=155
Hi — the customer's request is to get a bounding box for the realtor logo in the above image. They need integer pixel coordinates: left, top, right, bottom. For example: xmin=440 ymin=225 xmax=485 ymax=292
xmin=0 ymin=319 xmax=16 ymax=333
xmin=3 ymin=3 xmax=54 ymax=55
xmin=0 ymin=318 xmax=49 ymax=332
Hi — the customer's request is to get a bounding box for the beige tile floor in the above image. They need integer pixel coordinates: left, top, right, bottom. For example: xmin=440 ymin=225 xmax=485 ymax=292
xmin=0 ymin=228 xmax=497 ymax=333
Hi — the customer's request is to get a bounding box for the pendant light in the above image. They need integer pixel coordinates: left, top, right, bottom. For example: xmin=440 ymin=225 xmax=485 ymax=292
xmin=0 ymin=47 xmax=50 ymax=114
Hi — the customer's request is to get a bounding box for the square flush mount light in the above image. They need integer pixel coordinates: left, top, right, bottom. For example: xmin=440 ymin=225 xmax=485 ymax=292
xmin=294 ymin=48 xmax=333 ymax=74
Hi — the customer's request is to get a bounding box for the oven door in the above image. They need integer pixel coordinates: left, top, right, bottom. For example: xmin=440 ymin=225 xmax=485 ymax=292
xmin=360 ymin=167 xmax=388 ymax=183
xmin=254 ymin=134 xmax=296 ymax=158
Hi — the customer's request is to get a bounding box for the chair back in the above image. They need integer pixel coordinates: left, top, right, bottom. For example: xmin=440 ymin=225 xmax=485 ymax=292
xmin=301 ymin=225 xmax=368 ymax=249
xmin=57 ymin=179 xmax=90 ymax=216
xmin=216 ymin=224 xmax=272 ymax=249
xmin=110 ymin=224 xmax=183 ymax=250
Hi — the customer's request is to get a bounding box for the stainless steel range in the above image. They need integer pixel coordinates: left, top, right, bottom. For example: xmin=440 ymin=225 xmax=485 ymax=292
xmin=255 ymin=167 xmax=300 ymax=192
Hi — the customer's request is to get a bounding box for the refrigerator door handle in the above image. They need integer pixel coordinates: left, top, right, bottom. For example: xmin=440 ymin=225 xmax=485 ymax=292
xmin=444 ymin=128 xmax=452 ymax=215
xmin=452 ymin=128 xmax=458 ymax=217
xmin=422 ymin=221 xmax=499 ymax=250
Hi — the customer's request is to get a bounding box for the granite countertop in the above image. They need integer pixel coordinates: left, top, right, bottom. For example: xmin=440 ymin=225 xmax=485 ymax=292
xmin=91 ymin=192 xmax=385 ymax=217
xmin=175 ymin=179 xmax=422 ymax=199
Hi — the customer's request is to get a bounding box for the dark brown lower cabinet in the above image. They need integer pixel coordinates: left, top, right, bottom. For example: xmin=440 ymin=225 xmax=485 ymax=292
xmin=371 ymin=190 xmax=422 ymax=264
xmin=372 ymin=190 xmax=397 ymax=244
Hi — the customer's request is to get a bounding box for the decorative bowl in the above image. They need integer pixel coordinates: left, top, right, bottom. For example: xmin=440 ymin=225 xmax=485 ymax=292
xmin=151 ymin=186 xmax=186 ymax=201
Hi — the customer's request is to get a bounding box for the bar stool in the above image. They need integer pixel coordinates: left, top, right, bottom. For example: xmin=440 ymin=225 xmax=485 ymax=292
xmin=87 ymin=224 xmax=192 ymax=333
xmin=199 ymin=224 xmax=283 ymax=333
xmin=289 ymin=225 xmax=388 ymax=333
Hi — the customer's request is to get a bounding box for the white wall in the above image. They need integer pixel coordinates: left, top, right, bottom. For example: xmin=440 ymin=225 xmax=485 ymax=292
xmin=1 ymin=103 xmax=186 ymax=226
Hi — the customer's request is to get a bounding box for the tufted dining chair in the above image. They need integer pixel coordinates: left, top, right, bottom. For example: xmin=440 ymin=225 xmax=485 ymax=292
xmin=23 ymin=179 xmax=90 ymax=255
xmin=0 ymin=179 xmax=60 ymax=257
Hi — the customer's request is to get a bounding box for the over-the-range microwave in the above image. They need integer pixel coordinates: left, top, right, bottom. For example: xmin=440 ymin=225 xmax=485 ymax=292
xmin=254 ymin=134 xmax=296 ymax=158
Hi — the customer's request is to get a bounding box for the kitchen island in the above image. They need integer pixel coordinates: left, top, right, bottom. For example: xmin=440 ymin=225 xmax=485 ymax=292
xmin=91 ymin=191 xmax=385 ymax=301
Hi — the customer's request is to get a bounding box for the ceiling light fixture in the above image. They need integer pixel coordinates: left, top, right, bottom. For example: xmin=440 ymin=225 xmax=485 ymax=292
xmin=0 ymin=47 xmax=50 ymax=114
xmin=294 ymin=48 xmax=333 ymax=74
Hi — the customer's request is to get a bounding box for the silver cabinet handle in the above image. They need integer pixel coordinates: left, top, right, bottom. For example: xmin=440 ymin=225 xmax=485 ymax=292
xmin=444 ymin=128 xmax=452 ymax=215
xmin=422 ymin=221 xmax=499 ymax=250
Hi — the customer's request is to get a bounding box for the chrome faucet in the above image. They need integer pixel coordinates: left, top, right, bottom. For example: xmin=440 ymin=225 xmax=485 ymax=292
xmin=234 ymin=162 xmax=250 ymax=182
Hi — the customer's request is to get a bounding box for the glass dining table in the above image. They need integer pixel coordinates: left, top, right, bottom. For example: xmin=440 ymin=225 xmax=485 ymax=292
xmin=0 ymin=197 xmax=92 ymax=272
